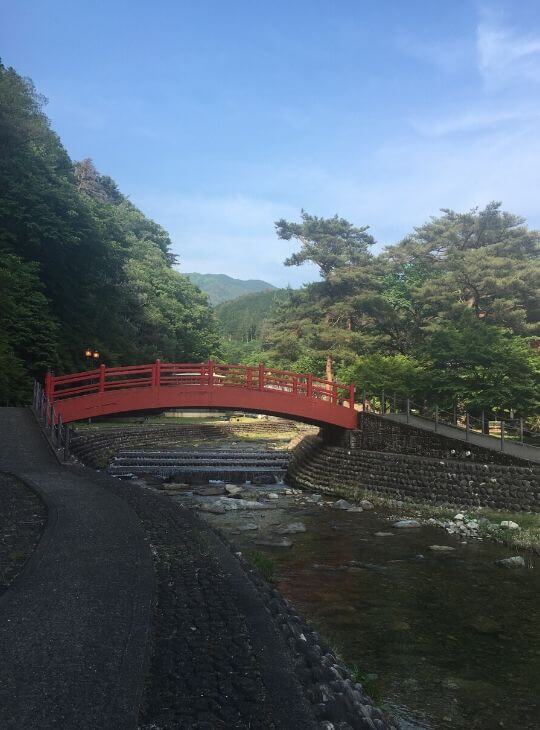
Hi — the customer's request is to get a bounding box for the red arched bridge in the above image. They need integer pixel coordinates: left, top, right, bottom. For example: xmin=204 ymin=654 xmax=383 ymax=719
xmin=43 ymin=361 xmax=357 ymax=429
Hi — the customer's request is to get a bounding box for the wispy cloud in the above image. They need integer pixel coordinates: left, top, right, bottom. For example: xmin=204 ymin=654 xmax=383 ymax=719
xmin=133 ymin=192 xmax=317 ymax=286
xmin=477 ymin=11 xmax=540 ymax=87
xmin=411 ymin=106 xmax=540 ymax=136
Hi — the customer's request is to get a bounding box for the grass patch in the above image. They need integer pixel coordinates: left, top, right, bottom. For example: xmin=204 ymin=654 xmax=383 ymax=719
xmin=246 ymin=549 xmax=276 ymax=581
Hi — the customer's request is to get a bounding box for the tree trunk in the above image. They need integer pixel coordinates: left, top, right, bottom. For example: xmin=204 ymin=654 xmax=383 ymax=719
xmin=326 ymin=354 xmax=333 ymax=382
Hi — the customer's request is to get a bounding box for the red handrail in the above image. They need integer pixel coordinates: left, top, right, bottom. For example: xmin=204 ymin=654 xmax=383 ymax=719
xmin=45 ymin=361 xmax=355 ymax=409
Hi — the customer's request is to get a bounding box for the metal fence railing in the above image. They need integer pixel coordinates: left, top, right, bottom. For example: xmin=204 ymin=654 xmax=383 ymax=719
xmin=32 ymin=380 xmax=72 ymax=461
xmin=359 ymin=390 xmax=540 ymax=452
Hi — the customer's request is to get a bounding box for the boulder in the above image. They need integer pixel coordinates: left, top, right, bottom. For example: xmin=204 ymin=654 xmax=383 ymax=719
xmin=332 ymin=499 xmax=352 ymax=510
xmin=360 ymin=500 xmax=374 ymax=510
xmin=392 ymin=519 xmax=421 ymax=529
xmin=276 ymin=522 xmax=306 ymax=534
xmin=225 ymin=485 xmax=244 ymax=496
xmin=496 ymin=556 xmax=525 ymax=568
xmin=198 ymin=502 xmax=226 ymax=514
xmin=500 ymin=520 xmax=520 ymax=530
xmin=237 ymin=522 xmax=259 ymax=531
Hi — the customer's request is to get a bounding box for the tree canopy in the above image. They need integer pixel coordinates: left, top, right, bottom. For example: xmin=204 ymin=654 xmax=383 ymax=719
xmin=257 ymin=207 xmax=540 ymax=416
xmin=0 ymin=62 xmax=219 ymax=404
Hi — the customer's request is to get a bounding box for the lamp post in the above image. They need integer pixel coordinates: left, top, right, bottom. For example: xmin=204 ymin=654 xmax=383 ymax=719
xmin=84 ymin=348 xmax=100 ymax=367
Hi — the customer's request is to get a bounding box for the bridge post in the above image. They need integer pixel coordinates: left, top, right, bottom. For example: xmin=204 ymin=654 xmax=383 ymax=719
xmin=258 ymin=362 xmax=265 ymax=390
xmin=208 ymin=360 xmax=214 ymax=388
xmin=306 ymin=373 xmax=313 ymax=398
xmin=99 ymin=364 xmax=106 ymax=393
xmin=44 ymin=370 xmax=53 ymax=400
xmin=246 ymin=367 xmax=253 ymax=389
xmin=153 ymin=359 xmax=161 ymax=389
xmin=349 ymin=384 xmax=355 ymax=409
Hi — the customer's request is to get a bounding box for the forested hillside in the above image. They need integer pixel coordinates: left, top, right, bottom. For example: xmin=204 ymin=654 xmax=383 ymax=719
xmin=185 ymin=272 xmax=276 ymax=305
xmin=215 ymin=288 xmax=287 ymax=363
xmin=0 ymin=63 xmax=219 ymax=404
xmin=248 ymin=209 xmax=540 ymax=415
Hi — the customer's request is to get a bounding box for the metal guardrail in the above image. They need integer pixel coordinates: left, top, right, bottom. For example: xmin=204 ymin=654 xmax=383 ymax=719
xmin=359 ymin=390 xmax=539 ymax=452
xmin=32 ymin=380 xmax=72 ymax=461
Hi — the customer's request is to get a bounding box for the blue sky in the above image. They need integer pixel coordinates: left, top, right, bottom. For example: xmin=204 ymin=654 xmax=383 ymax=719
xmin=2 ymin=1 xmax=540 ymax=286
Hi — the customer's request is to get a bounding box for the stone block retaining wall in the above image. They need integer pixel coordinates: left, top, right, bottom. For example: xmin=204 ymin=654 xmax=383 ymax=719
xmin=288 ymin=435 xmax=540 ymax=512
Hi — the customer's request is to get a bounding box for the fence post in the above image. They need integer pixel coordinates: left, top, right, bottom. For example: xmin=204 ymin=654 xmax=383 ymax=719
xmin=500 ymin=419 xmax=504 ymax=451
xmin=520 ymin=417 xmax=524 ymax=445
xmin=99 ymin=363 xmax=106 ymax=393
xmin=306 ymin=373 xmax=313 ymax=399
xmin=64 ymin=425 xmax=71 ymax=461
xmin=406 ymin=398 xmax=410 ymax=424
xmin=207 ymin=360 xmax=214 ymax=388
xmin=258 ymin=362 xmax=265 ymax=390
xmin=434 ymin=404 xmax=439 ymax=432
xmin=465 ymin=412 xmax=470 ymax=441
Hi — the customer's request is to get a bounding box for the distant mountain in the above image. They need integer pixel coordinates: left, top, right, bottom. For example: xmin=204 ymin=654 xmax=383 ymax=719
xmin=185 ymin=272 xmax=276 ymax=305
xmin=215 ymin=288 xmax=288 ymax=342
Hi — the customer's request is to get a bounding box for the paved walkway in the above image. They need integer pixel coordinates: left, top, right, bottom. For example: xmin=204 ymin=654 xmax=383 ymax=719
xmin=0 ymin=411 xmax=330 ymax=729
xmin=0 ymin=408 xmax=155 ymax=730
xmin=382 ymin=412 xmax=540 ymax=463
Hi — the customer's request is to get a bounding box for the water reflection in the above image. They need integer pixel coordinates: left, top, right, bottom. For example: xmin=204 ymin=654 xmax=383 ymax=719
xmin=201 ymin=492 xmax=540 ymax=729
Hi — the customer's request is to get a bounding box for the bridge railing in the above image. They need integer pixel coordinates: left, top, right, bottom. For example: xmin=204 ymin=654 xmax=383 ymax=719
xmin=45 ymin=361 xmax=355 ymax=409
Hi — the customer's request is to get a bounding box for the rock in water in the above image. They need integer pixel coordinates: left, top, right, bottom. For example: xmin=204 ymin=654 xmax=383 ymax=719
xmin=347 ymin=506 xmax=363 ymax=513
xmin=496 ymin=556 xmax=526 ymax=568
xmin=276 ymin=522 xmax=306 ymax=534
xmin=375 ymin=531 xmax=394 ymax=537
xmin=237 ymin=522 xmax=259 ymax=531
xmin=256 ymin=536 xmax=293 ymax=548
xmin=332 ymin=499 xmax=352 ymax=510
xmin=225 ymin=485 xmax=244 ymax=496
xmin=267 ymin=493 xmax=279 ymax=500
xmin=360 ymin=500 xmax=374 ymax=510
xmin=195 ymin=485 xmax=226 ymax=496
xmin=429 ymin=545 xmax=456 ymax=552
xmin=392 ymin=520 xmax=421 ymax=528
xmin=198 ymin=503 xmax=226 ymax=514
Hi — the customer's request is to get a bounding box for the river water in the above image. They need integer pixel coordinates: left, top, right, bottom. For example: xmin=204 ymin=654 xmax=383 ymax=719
xmin=186 ymin=487 xmax=540 ymax=730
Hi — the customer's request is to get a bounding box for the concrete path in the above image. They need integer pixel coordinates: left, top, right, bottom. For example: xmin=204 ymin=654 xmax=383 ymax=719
xmin=0 ymin=408 xmax=155 ymax=730
xmin=382 ymin=412 xmax=540 ymax=463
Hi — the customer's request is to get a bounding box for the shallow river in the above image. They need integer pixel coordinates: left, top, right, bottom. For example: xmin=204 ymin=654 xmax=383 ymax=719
xmin=179 ymin=484 xmax=540 ymax=730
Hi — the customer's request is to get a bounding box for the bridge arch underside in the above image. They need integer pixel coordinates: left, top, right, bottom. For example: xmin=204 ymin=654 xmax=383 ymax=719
xmin=54 ymin=386 xmax=358 ymax=430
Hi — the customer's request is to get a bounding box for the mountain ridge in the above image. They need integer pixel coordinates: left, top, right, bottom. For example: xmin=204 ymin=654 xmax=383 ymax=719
xmin=184 ymin=272 xmax=276 ymax=305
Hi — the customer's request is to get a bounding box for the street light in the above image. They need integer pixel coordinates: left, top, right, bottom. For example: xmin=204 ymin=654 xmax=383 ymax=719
xmin=84 ymin=348 xmax=100 ymax=366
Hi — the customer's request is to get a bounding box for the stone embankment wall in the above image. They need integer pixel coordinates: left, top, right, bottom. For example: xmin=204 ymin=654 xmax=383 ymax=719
xmin=70 ymin=421 xmax=312 ymax=469
xmin=288 ymin=431 xmax=540 ymax=513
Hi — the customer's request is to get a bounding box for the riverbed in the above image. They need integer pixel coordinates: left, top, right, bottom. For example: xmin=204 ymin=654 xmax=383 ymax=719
xmin=170 ymin=484 xmax=540 ymax=730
